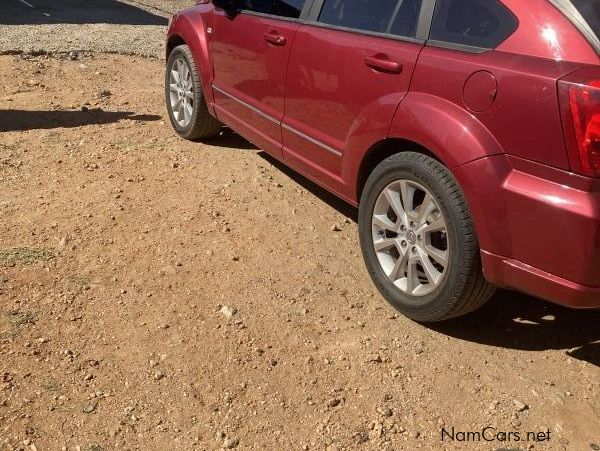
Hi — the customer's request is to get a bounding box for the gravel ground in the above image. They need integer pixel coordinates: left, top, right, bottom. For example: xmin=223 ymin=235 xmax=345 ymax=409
xmin=1 ymin=2 xmax=599 ymax=450
xmin=0 ymin=0 xmax=195 ymax=58
xmin=0 ymin=50 xmax=599 ymax=451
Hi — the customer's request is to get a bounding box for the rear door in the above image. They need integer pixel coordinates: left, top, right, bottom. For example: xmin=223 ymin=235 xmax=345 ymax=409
xmin=281 ymin=0 xmax=430 ymax=188
xmin=210 ymin=1 xmax=311 ymax=157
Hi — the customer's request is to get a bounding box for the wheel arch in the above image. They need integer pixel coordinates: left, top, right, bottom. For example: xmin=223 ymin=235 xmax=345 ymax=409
xmin=352 ymin=92 xmax=504 ymax=203
xmin=166 ymin=11 xmax=215 ymax=109
xmin=166 ymin=34 xmax=186 ymax=59
xmin=355 ymin=138 xmax=440 ymax=202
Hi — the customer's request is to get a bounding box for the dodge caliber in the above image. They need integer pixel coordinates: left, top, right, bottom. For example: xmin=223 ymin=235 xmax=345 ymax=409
xmin=165 ymin=0 xmax=600 ymax=321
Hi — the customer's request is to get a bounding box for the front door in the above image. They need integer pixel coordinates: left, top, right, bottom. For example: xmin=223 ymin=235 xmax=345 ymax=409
xmin=282 ymin=0 xmax=427 ymax=191
xmin=210 ymin=1 xmax=311 ymax=156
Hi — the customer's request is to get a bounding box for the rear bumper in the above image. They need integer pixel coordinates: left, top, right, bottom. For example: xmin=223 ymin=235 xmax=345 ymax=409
xmin=454 ymin=154 xmax=600 ymax=309
xmin=481 ymin=250 xmax=600 ymax=308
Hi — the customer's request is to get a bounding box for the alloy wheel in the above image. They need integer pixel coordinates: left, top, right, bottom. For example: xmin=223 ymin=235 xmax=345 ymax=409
xmin=168 ymin=56 xmax=194 ymax=128
xmin=371 ymin=180 xmax=450 ymax=297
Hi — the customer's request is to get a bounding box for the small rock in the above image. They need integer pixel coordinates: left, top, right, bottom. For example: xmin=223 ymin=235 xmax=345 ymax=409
xmin=219 ymin=305 xmax=237 ymax=319
xmin=153 ymin=370 xmax=165 ymax=381
xmin=367 ymin=353 xmax=382 ymax=363
xmin=513 ymin=399 xmax=529 ymax=412
xmin=223 ymin=437 xmax=239 ymax=449
xmin=84 ymin=373 xmax=93 ymax=381
xmin=99 ymin=89 xmax=112 ymax=98
xmin=82 ymin=402 xmax=96 ymax=414
xmin=353 ymin=431 xmax=369 ymax=444
xmin=327 ymin=398 xmax=341 ymax=408
xmin=590 ymin=444 xmax=600 ymax=451
xmin=330 ymin=224 xmax=341 ymax=232
xmin=377 ymin=405 xmax=393 ymax=417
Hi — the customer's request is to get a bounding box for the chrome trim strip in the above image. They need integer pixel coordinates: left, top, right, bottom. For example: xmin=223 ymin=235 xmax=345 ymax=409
xmin=212 ymin=84 xmax=343 ymax=158
xmin=282 ymin=123 xmax=342 ymax=157
xmin=212 ymin=84 xmax=279 ymax=125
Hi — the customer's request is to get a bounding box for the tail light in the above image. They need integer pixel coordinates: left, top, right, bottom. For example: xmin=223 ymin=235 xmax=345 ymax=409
xmin=559 ymin=68 xmax=600 ymax=178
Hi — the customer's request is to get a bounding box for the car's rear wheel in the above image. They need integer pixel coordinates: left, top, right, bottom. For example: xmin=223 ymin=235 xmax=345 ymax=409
xmin=166 ymin=44 xmax=221 ymax=140
xmin=358 ymin=152 xmax=495 ymax=322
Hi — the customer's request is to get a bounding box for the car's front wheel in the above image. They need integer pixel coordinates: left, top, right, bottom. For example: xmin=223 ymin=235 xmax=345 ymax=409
xmin=358 ymin=152 xmax=495 ymax=322
xmin=165 ymin=44 xmax=221 ymax=140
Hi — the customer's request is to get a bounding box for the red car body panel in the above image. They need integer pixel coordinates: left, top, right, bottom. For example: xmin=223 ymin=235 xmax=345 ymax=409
xmin=282 ymin=26 xmax=422 ymax=189
xmin=498 ymin=0 xmax=599 ymax=64
xmin=167 ymin=0 xmax=600 ymax=308
xmin=211 ymin=11 xmax=300 ymax=158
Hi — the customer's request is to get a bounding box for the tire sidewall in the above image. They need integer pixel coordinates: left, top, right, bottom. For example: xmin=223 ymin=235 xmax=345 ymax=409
xmin=358 ymin=154 xmax=468 ymax=321
xmin=165 ymin=46 xmax=202 ymax=139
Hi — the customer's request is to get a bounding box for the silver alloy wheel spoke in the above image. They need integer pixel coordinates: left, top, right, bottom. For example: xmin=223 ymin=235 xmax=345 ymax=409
xmin=417 ymin=193 xmax=436 ymax=224
xmin=389 ymin=250 xmax=408 ymax=281
xmin=374 ymin=238 xmax=397 ymax=252
xmin=383 ymin=187 xmax=407 ymax=226
xmin=420 ymin=215 xmax=445 ymax=234
xmin=372 ymin=179 xmax=450 ymax=297
xmin=406 ymin=260 xmax=417 ymax=293
xmin=169 ymin=56 xmax=194 ymax=128
xmin=399 ymin=181 xmax=417 ymax=219
xmin=373 ymin=214 xmax=397 ymax=232
xmin=424 ymin=244 xmax=448 ymax=266
xmin=418 ymin=249 xmax=443 ymax=285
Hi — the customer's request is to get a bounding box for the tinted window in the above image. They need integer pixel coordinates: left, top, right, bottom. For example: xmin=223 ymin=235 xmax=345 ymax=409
xmin=430 ymin=0 xmax=518 ymax=49
xmin=571 ymin=0 xmax=600 ymax=39
xmin=242 ymin=0 xmax=306 ymax=18
xmin=318 ymin=0 xmax=423 ymax=38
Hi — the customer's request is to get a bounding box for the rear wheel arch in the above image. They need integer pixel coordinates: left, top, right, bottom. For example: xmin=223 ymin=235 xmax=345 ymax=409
xmin=355 ymin=138 xmax=441 ymax=202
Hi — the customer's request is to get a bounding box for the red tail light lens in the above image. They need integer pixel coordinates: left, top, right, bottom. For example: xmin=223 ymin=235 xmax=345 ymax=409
xmin=559 ymin=68 xmax=600 ymax=178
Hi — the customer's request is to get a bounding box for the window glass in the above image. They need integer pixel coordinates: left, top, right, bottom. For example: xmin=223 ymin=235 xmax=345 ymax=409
xmin=389 ymin=0 xmax=423 ymax=37
xmin=317 ymin=0 xmax=423 ymax=38
xmin=242 ymin=0 xmax=307 ymax=19
xmin=570 ymin=0 xmax=600 ymax=39
xmin=429 ymin=0 xmax=518 ymax=49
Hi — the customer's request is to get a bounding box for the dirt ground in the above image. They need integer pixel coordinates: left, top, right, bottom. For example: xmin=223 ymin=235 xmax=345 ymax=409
xmin=0 ymin=50 xmax=599 ymax=451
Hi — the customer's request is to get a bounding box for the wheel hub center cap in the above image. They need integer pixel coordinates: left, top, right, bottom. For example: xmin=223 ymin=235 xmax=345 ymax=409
xmin=406 ymin=230 xmax=417 ymax=245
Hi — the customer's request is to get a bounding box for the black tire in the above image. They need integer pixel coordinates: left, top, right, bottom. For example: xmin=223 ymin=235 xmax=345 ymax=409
xmin=358 ymin=152 xmax=495 ymax=322
xmin=165 ymin=44 xmax=221 ymax=140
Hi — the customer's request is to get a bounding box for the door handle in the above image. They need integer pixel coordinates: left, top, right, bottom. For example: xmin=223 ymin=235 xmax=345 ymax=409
xmin=264 ymin=32 xmax=287 ymax=46
xmin=364 ymin=55 xmax=403 ymax=74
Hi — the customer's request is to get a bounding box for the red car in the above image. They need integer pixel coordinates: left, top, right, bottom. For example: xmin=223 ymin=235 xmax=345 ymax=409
xmin=165 ymin=0 xmax=600 ymax=321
